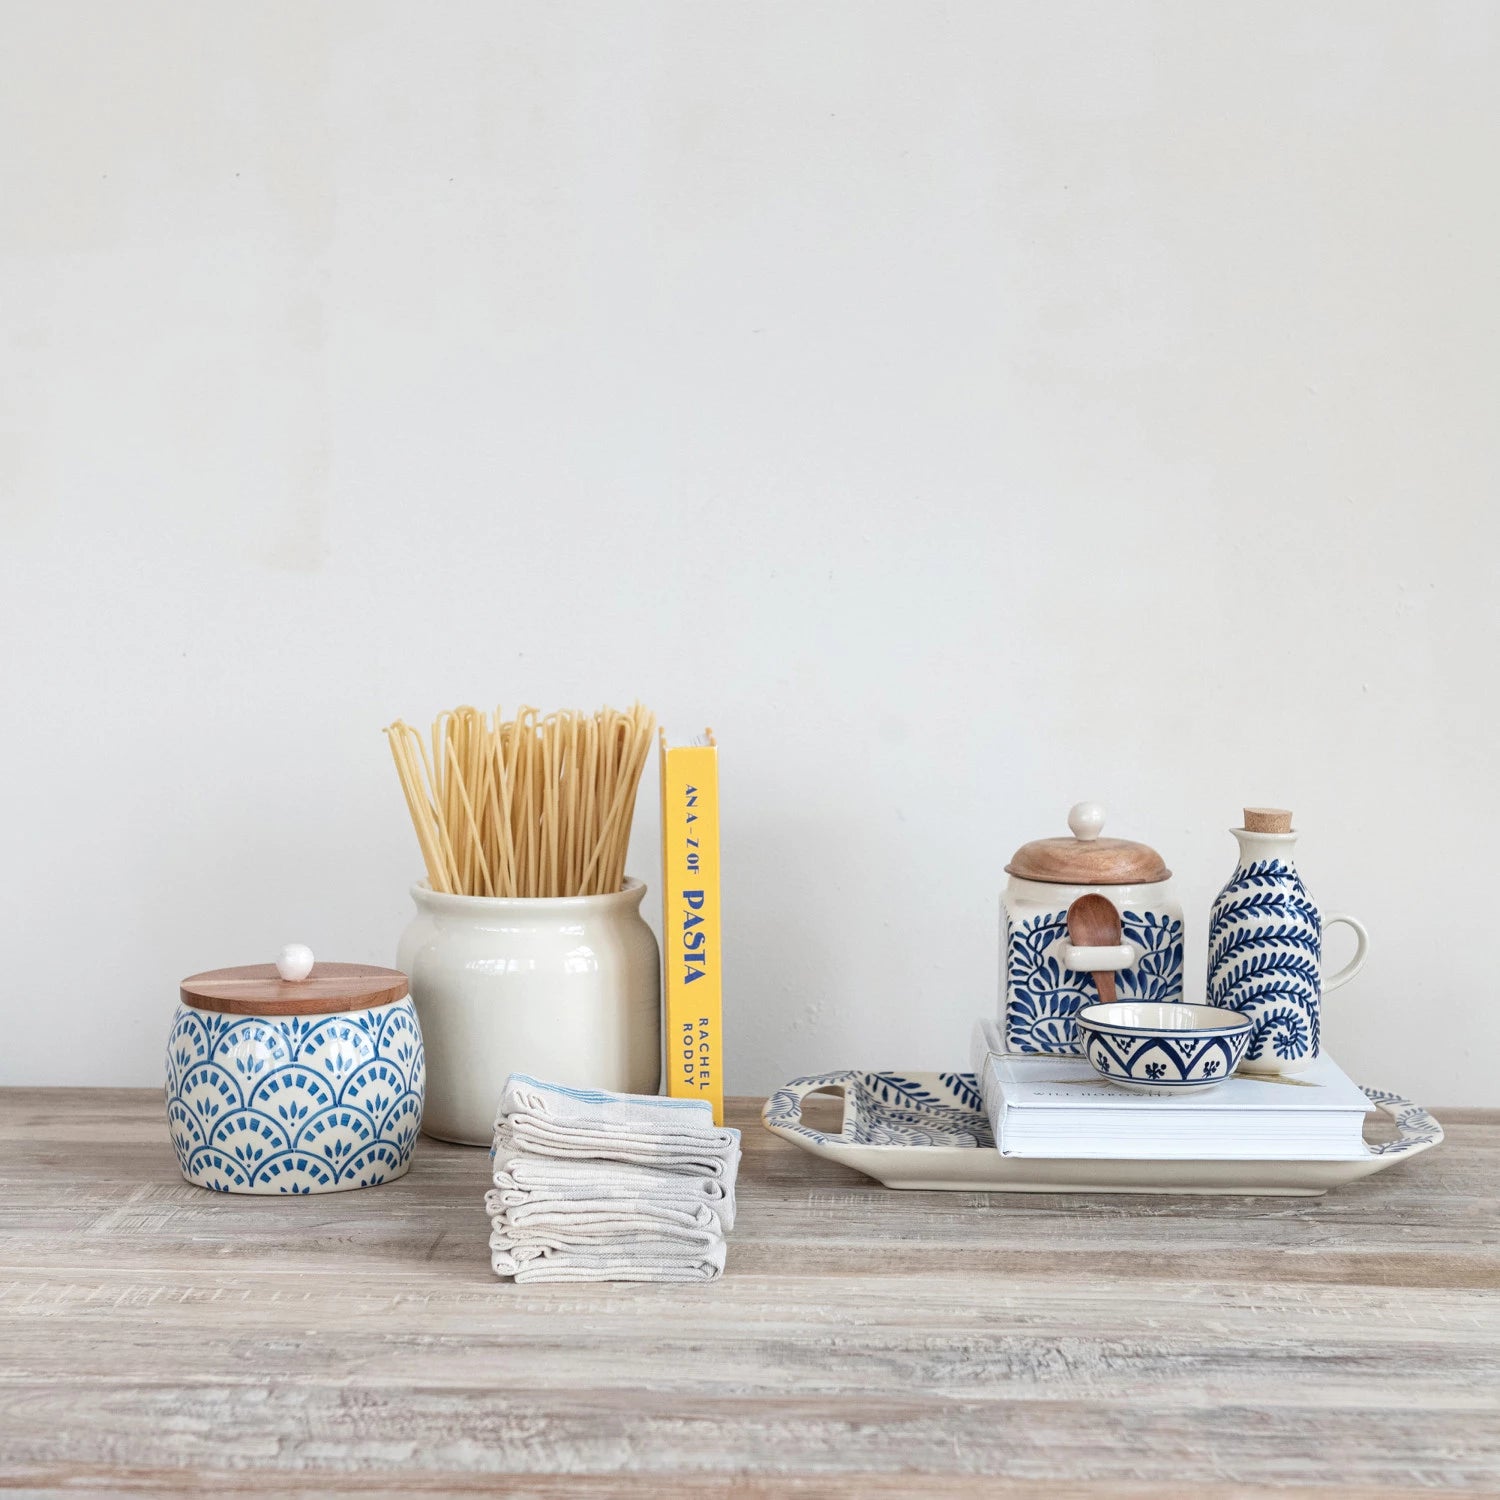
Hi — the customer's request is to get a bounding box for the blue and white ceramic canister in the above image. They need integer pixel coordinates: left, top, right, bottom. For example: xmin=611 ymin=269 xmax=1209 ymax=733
xmin=166 ymin=947 xmax=426 ymax=1194
xmin=1001 ymin=803 xmax=1186 ymax=1055
xmin=1206 ymin=808 xmax=1369 ymax=1076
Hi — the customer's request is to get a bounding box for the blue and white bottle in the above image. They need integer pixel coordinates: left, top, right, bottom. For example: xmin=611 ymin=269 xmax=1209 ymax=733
xmin=1206 ymin=807 xmax=1368 ymax=1075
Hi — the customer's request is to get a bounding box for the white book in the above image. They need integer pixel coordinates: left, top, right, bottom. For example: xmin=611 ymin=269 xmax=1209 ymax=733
xmin=970 ymin=1018 xmax=1372 ymax=1160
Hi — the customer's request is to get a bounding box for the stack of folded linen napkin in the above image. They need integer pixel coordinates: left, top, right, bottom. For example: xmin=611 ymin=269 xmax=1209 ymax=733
xmin=485 ymin=1073 xmax=740 ymax=1284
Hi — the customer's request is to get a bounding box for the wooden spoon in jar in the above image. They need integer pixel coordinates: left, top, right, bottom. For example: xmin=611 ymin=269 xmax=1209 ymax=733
xmin=1067 ymin=893 xmax=1123 ymax=1004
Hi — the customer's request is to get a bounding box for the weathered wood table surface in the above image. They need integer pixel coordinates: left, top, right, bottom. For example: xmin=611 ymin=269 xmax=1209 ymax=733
xmin=1 ymin=1088 xmax=1496 ymax=1496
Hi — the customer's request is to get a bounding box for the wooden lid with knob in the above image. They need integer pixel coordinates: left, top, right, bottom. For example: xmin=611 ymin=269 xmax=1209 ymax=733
xmin=1005 ymin=802 xmax=1172 ymax=885
xmin=180 ymin=945 xmax=409 ymax=1016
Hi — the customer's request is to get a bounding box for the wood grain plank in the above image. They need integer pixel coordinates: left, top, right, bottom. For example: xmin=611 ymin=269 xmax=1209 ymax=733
xmin=0 ymin=1088 xmax=1494 ymax=1494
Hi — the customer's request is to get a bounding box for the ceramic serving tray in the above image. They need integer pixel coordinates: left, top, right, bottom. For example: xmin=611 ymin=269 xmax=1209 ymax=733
xmin=761 ymin=1071 xmax=1442 ymax=1196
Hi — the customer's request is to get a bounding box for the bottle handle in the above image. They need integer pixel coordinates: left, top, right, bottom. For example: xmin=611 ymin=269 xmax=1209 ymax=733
xmin=1321 ymin=914 xmax=1369 ymax=994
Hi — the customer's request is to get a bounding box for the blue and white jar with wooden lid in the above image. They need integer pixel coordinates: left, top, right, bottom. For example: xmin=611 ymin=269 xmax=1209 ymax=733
xmin=1001 ymin=803 xmax=1186 ymax=1055
xmin=166 ymin=946 xmax=425 ymax=1194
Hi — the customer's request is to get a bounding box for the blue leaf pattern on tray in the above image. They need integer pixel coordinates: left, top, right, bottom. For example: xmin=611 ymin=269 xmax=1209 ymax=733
xmin=762 ymin=1072 xmax=992 ymax=1148
xmin=762 ymin=1073 xmax=1442 ymax=1162
xmin=938 ymin=1071 xmax=984 ymax=1112
xmin=867 ymin=1073 xmax=945 ymax=1110
xmin=1359 ymin=1089 xmax=1443 ymax=1154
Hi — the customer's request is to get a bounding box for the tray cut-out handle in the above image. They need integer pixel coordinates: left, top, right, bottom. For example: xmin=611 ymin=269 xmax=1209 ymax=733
xmin=1361 ymin=1087 xmax=1443 ymax=1158
xmin=762 ymin=1073 xmax=859 ymax=1144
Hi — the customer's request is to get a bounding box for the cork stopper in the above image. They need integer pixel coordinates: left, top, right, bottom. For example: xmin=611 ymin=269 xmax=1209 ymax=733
xmin=1243 ymin=807 xmax=1293 ymax=834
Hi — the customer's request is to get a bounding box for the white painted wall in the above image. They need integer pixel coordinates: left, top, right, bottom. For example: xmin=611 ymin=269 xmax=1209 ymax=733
xmin=4 ymin=2 xmax=1497 ymax=1106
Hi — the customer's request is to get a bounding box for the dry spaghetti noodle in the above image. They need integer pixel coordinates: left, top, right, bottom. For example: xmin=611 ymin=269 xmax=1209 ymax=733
xmin=383 ymin=703 xmax=655 ymax=898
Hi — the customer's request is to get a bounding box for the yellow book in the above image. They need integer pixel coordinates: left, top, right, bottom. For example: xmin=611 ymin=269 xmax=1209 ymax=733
xmin=659 ymin=730 xmax=723 ymax=1124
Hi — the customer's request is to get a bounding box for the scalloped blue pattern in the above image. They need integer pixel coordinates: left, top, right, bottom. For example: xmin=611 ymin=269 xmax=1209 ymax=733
xmin=1005 ymin=907 xmax=1185 ymax=1055
xmin=165 ymin=998 xmax=425 ymax=1193
xmin=1207 ymin=859 xmax=1324 ymax=1065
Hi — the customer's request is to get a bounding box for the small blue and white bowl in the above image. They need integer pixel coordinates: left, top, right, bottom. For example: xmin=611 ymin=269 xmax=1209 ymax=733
xmin=1076 ymin=1001 xmax=1251 ymax=1096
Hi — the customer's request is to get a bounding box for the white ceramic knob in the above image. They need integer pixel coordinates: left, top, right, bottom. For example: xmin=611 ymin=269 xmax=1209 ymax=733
xmin=276 ymin=943 xmax=315 ymax=982
xmin=1068 ymin=802 xmax=1106 ymax=841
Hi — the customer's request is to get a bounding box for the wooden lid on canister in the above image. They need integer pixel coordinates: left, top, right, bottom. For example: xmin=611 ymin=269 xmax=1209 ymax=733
xmin=1005 ymin=801 xmax=1171 ymax=885
xmin=180 ymin=960 xmax=409 ymax=1016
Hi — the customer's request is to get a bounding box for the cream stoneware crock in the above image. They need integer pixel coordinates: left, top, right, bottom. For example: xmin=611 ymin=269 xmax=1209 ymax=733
xmin=1001 ymin=803 xmax=1185 ymax=1055
xmin=398 ymin=876 xmax=661 ymax=1146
